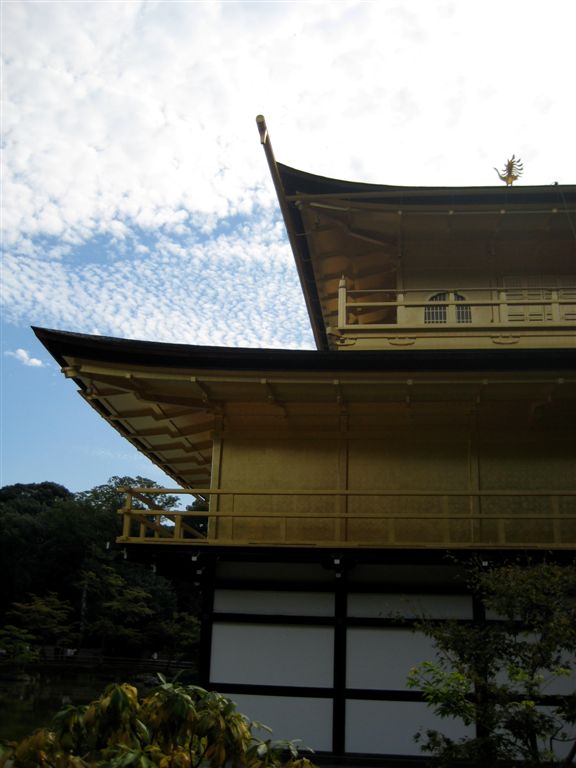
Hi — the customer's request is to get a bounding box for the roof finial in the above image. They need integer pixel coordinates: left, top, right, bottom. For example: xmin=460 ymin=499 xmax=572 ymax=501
xmin=494 ymin=155 xmax=524 ymax=186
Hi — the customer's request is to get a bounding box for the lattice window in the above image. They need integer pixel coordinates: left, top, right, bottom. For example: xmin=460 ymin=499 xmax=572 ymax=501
xmin=424 ymin=292 xmax=448 ymax=324
xmin=424 ymin=292 xmax=471 ymax=324
xmin=456 ymin=297 xmax=472 ymax=323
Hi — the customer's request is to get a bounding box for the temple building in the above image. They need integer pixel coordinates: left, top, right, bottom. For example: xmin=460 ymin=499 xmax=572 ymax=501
xmin=35 ymin=118 xmax=576 ymax=764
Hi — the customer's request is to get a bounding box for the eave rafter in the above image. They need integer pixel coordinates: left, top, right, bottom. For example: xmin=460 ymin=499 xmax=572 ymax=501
xmin=65 ymin=362 xmax=218 ymax=488
xmin=299 ymin=204 xmax=398 ymax=250
xmin=333 ymin=379 xmax=346 ymax=407
xmin=190 ymin=376 xmax=213 ymax=404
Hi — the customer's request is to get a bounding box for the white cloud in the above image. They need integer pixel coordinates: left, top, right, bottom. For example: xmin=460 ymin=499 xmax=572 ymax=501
xmin=4 ymin=1 xmax=575 ymax=244
xmin=2 ymin=210 xmax=315 ymax=349
xmin=4 ymin=348 xmax=47 ymax=368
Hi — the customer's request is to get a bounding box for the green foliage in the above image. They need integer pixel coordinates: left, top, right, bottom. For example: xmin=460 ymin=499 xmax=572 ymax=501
xmin=0 ymin=483 xmax=73 ymax=513
xmin=8 ymin=593 xmax=77 ymax=648
xmin=408 ymin=561 xmax=576 ymax=767
xmin=146 ymin=613 xmax=201 ymax=663
xmin=78 ymin=568 xmax=149 ymax=653
xmin=0 ymin=481 xmax=118 ymax=615
xmin=0 ymin=625 xmax=38 ymax=664
xmin=78 ymin=564 xmax=182 ymax=655
xmin=0 ymin=477 xmax=200 ymax=660
xmin=0 ymin=679 xmax=315 ymax=768
xmin=184 ymin=498 xmax=208 ymax=538
xmin=75 ymin=476 xmax=179 ymax=516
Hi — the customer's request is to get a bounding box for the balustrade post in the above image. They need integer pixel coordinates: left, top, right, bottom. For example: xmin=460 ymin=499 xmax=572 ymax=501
xmin=499 ymin=289 xmax=507 ymax=323
xmin=338 ymin=276 xmax=347 ymax=328
xmin=119 ymin=490 xmax=132 ymax=539
xmin=396 ymin=291 xmax=405 ymax=325
xmin=121 ymin=510 xmax=131 ymax=539
xmin=447 ymin=292 xmax=456 ymax=323
xmin=551 ymin=289 xmax=560 ymax=321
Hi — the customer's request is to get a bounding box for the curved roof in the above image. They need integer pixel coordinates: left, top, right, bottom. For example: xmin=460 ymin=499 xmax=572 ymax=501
xmin=271 ymin=163 xmax=576 ymax=351
xmin=34 ymin=326 xmax=576 ymax=373
xmin=34 ymin=326 xmax=576 ymax=490
xmin=32 ymin=124 xmax=576 ymax=487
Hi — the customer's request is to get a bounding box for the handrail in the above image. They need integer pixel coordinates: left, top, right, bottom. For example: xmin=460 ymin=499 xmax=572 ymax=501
xmin=345 ymin=286 xmax=576 ymax=295
xmin=117 ymin=488 xmax=576 ymax=549
xmin=336 ymin=282 xmax=576 ymax=329
xmin=119 ymin=488 xmax=576 ymax=497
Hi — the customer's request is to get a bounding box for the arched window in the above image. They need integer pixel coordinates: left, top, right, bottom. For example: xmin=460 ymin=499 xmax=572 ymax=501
xmin=424 ymin=292 xmax=471 ymax=324
xmin=424 ymin=292 xmax=448 ymax=323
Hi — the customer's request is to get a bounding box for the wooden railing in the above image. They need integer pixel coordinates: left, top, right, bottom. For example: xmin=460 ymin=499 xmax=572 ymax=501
xmin=337 ymin=280 xmax=576 ymax=329
xmin=117 ymin=488 xmax=576 ymax=549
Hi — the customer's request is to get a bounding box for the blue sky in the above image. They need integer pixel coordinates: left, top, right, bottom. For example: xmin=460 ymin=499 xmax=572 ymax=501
xmin=2 ymin=0 xmax=576 ymax=493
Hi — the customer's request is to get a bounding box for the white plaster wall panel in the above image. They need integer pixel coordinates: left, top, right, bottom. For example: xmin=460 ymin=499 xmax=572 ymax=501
xmin=210 ymin=623 xmax=334 ymax=687
xmin=346 ymin=628 xmax=438 ymax=690
xmin=213 ymin=589 xmax=335 ymax=616
xmin=347 ymin=593 xmax=473 ymax=619
xmin=345 ymin=700 xmax=473 ymax=755
xmin=229 ymin=693 xmax=333 ymax=752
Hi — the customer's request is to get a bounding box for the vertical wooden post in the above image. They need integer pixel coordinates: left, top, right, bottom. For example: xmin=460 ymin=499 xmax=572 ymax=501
xmin=121 ymin=509 xmax=131 ymax=539
xmin=551 ymin=289 xmax=560 ymax=321
xmin=337 ymin=412 xmax=349 ymax=542
xmin=499 ymin=289 xmax=507 ymax=323
xmin=447 ymin=291 xmax=456 ymax=323
xmin=120 ymin=490 xmax=132 ymax=539
xmin=469 ymin=415 xmax=481 ymax=545
xmin=209 ymin=426 xmax=223 ymax=540
xmin=396 ymin=290 xmax=405 ymax=325
xmin=338 ymin=276 xmax=347 ymax=328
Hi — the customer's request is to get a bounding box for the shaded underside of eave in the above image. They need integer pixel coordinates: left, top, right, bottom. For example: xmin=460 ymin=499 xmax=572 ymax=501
xmin=84 ymin=396 xmax=199 ymax=490
xmin=33 ymin=326 xmax=576 ymax=374
xmin=35 ymin=326 xmax=576 ymax=488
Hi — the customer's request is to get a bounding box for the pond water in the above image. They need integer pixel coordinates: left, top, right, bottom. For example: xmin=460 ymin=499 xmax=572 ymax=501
xmin=0 ymin=663 xmax=198 ymax=742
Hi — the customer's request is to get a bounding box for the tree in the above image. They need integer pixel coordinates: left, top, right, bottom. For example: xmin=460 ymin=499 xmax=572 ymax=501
xmin=0 ymin=625 xmax=38 ymax=664
xmin=79 ymin=566 xmax=159 ymax=654
xmin=75 ymin=476 xmax=179 ymax=517
xmin=0 ymin=482 xmax=73 ymax=514
xmin=0 ymin=477 xmax=201 ymax=661
xmin=0 ymin=481 xmax=115 ymax=614
xmin=407 ymin=561 xmax=576 ymax=767
xmin=8 ymin=592 xmax=77 ymax=649
xmin=147 ymin=612 xmax=201 ymax=663
xmin=185 ymin=497 xmax=209 ymax=537
xmin=0 ymin=678 xmax=315 ymax=768
xmin=0 ymin=482 xmax=77 ymax=614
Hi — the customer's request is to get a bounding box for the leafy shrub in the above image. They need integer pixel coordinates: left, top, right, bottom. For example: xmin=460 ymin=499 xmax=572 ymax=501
xmin=0 ymin=677 xmax=314 ymax=768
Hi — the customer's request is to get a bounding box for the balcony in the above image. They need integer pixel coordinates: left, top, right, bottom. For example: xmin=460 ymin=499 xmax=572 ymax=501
xmin=333 ymin=281 xmax=576 ymax=350
xmin=117 ymin=487 xmax=576 ymax=550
